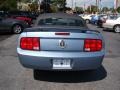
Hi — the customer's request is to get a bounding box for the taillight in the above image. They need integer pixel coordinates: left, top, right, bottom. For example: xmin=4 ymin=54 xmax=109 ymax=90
xmin=84 ymin=39 xmax=102 ymax=52
xmin=20 ymin=37 xmax=40 ymax=51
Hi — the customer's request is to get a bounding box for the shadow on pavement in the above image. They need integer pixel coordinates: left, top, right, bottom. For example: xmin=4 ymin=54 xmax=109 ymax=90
xmin=103 ymin=29 xmax=114 ymax=32
xmin=0 ymin=33 xmax=13 ymax=41
xmin=33 ymin=66 xmax=107 ymax=83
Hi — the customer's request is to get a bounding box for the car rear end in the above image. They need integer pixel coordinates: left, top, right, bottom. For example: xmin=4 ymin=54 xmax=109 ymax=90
xmin=17 ymin=27 xmax=105 ymax=71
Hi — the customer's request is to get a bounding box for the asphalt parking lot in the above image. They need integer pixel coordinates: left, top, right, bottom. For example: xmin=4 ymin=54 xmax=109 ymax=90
xmin=0 ymin=24 xmax=120 ymax=90
xmin=0 ymin=34 xmax=12 ymax=42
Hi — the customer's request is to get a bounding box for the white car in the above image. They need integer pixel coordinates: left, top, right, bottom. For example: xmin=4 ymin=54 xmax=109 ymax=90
xmin=103 ymin=16 xmax=120 ymax=33
xmin=80 ymin=14 xmax=93 ymax=23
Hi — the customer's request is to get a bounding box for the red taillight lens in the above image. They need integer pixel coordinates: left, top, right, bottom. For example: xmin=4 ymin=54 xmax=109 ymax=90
xmin=84 ymin=39 xmax=102 ymax=52
xmin=20 ymin=37 xmax=40 ymax=51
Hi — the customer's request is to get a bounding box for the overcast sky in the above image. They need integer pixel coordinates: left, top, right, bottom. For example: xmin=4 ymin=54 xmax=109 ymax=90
xmin=66 ymin=0 xmax=114 ymax=8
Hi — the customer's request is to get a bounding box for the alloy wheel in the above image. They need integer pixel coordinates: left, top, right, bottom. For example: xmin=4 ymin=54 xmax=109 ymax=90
xmin=115 ymin=26 xmax=120 ymax=33
xmin=13 ymin=25 xmax=22 ymax=34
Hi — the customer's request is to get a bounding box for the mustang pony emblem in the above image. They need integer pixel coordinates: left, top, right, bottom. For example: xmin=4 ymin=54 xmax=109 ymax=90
xmin=59 ymin=40 xmax=66 ymax=49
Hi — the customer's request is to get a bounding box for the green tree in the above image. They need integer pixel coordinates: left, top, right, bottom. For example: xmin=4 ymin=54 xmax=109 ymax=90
xmin=28 ymin=1 xmax=38 ymax=12
xmin=87 ymin=5 xmax=97 ymax=13
xmin=51 ymin=0 xmax=66 ymax=11
xmin=75 ymin=7 xmax=83 ymax=13
xmin=0 ymin=0 xmax=17 ymax=11
xmin=51 ymin=5 xmax=58 ymax=13
xmin=18 ymin=0 xmax=30 ymax=3
xmin=109 ymin=8 xmax=115 ymax=13
xmin=117 ymin=7 xmax=120 ymax=13
xmin=40 ymin=0 xmax=51 ymax=13
xmin=102 ymin=7 xmax=109 ymax=12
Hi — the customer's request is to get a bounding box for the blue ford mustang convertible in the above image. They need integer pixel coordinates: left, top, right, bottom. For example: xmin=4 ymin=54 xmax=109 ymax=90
xmin=17 ymin=13 xmax=105 ymax=73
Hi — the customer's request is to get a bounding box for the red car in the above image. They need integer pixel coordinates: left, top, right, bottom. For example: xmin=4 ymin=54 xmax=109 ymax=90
xmin=11 ymin=16 xmax=32 ymax=26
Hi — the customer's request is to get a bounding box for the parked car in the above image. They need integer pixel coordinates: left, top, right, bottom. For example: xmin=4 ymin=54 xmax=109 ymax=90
xmin=11 ymin=16 xmax=32 ymax=26
xmin=0 ymin=16 xmax=28 ymax=34
xmin=80 ymin=14 xmax=93 ymax=23
xmin=90 ymin=15 xmax=99 ymax=25
xmin=103 ymin=15 xmax=120 ymax=33
xmin=9 ymin=11 xmax=38 ymax=20
xmin=97 ymin=15 xmax=108 ymax=27
xmin=17 ymin=13 xmax=105 ymax=75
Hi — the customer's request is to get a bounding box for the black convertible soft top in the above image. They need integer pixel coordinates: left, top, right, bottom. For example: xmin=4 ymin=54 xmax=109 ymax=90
xmin=34 ymin=13 xmax=86 ymax=27
xmin=37 ymin=13 xmax=84 ymax=19
xmin=24 ymin=26 xmax=100 ymax=34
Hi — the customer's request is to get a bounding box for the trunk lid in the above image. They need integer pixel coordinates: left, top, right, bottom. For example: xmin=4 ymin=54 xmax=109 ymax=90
xmin=26 ymin=28 xmax=101 ymax=52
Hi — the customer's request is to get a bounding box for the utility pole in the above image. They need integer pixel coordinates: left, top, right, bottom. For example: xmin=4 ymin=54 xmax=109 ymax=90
xmin=116 ymin=0 xmax=118 ymax=13
xmin=90 ymin=0 xmax=92 ymax=14
xmin=75 ymin=1 xmax=76 ymax=12
xmin=84 ymin=3 xmax=85 ymax=12
xmin=99 ymin=0 xmax=101 ymax=13
xmin=96 ymin=0 xmax=98 ymax=13
xmin=72 ymin=0 xmax=73 ymax=10
xmin=38 ymin=0 xmax=41 ymax=12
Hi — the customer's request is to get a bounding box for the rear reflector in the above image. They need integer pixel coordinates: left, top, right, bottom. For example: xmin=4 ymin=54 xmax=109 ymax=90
xmin=20 ymin=37 xmax=40 ymax=51
xmin=55 ymin=32 xmax=70 ymax=35
xmin=84 ymin=39 xmax=102 ymax=52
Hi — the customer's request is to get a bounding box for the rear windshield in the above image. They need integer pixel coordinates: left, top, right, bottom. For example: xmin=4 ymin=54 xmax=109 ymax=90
xmin=38 ymin=18 xmax=85 ymax=27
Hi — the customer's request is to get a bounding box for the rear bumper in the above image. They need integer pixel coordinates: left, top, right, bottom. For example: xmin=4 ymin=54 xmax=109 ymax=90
xmin=17 ymin=48 xmax=105 ymax=71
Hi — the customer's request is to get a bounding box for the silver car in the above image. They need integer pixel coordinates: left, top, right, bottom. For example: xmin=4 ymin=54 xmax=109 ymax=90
xmin=17 ymin=13 xmax=105 ymax=72
xmin=103 ymin=15 xmax=120 ymax=33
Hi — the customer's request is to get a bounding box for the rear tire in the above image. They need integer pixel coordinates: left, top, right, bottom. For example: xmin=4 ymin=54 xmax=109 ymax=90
xmin=12 ymin=24 xmax=23 ymax=34
xmin=114 ymin=25 xmax=120 ymax=33
xmin=86 ymin=19 xmax=90 ymax=24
